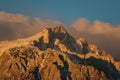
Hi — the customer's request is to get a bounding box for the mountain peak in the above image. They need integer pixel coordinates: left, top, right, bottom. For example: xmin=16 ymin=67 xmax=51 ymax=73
xmin=33 ymin=26 xmax=82 ymax=53
xmin=48 ymin=26 xmax=67 ymax=34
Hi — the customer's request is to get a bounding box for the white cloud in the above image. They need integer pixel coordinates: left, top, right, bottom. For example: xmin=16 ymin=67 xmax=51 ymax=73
xmin=72 ymin=18 xmax=120 ymax=57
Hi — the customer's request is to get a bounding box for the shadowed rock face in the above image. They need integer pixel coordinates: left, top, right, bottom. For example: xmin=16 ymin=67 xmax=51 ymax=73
xmin=0 ymin=26 xmax=120 ymax=80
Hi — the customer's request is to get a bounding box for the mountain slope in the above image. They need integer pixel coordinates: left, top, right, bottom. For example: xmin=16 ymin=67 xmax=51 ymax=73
xmin=0 ymin=26 xmax=120 ymax=80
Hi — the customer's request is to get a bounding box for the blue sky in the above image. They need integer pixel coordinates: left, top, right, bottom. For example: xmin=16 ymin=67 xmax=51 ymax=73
xmin=0 ymin=0 xmax=120 ymax=25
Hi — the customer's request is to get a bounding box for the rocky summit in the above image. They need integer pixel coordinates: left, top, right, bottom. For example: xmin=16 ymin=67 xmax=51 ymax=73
xmin=0 ymin=26 xmax=120 ymax=80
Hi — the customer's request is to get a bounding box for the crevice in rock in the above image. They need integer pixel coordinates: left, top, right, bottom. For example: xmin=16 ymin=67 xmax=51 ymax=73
xmin=53 ymin=55 xmax=72 ymax=80
xmin=33 ymin=67 xmax=42 ymax=80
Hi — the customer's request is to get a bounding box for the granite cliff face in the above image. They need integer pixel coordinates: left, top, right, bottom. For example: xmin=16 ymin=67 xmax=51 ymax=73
xmin=0 ymin=26 xmax=120 ymax=80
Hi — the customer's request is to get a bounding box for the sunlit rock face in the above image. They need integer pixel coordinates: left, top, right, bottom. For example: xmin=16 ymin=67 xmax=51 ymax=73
xmin=0 ymin=26 xmax=120 ymax=80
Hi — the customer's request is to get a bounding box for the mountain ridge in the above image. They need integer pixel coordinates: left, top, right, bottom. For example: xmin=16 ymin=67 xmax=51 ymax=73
xmin=0 ymin=26 xmax=120 ymax=80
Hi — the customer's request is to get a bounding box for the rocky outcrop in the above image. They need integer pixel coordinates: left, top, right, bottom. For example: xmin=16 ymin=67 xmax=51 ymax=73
xmin=76 ymin=38 xmax=89 ymax=54
xmin=0 ymin=26 xmax=120 ymax=80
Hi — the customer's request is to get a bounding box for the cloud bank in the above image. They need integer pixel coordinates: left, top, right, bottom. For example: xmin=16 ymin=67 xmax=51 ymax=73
xmin=0 ymin=12 xmax=120 ymax=58
xmin=71 ymin=18 xmax=120 ymax=57
xmin=0 ymin=12 xmax=60 ymax=40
